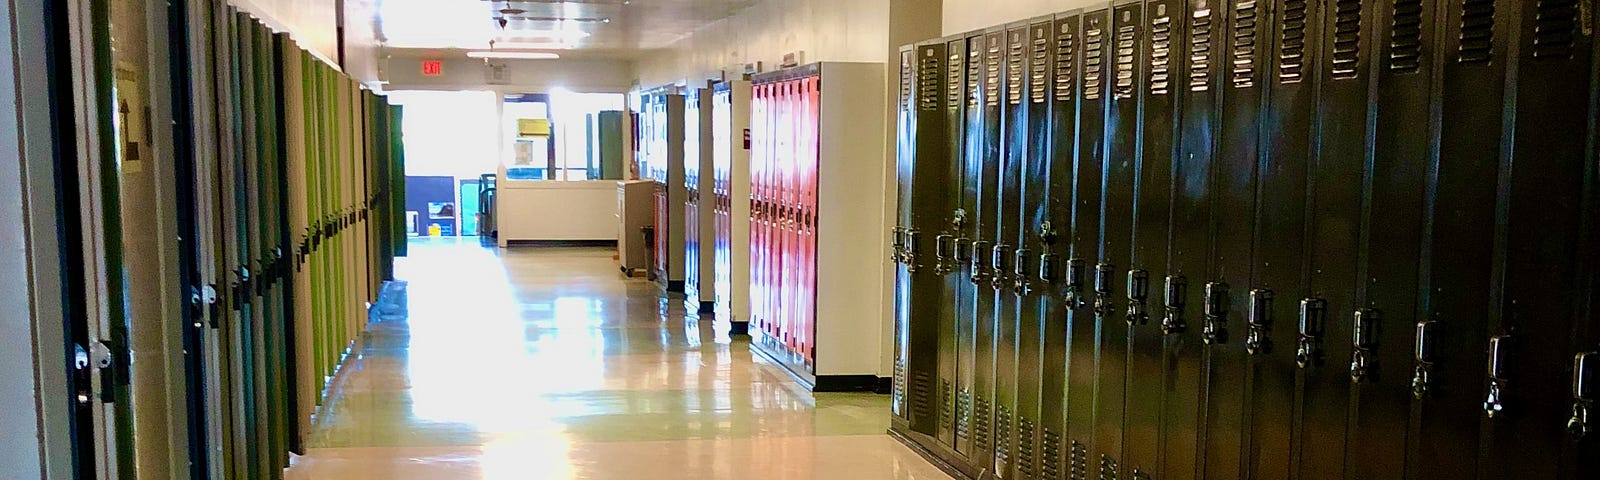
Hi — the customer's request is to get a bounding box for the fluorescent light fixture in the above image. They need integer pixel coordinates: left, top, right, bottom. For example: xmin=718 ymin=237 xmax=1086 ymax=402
xmin=503 ymin=30 xmax=591 ymax=41
xmin=467 ymin=51 xmax=561 ymax=60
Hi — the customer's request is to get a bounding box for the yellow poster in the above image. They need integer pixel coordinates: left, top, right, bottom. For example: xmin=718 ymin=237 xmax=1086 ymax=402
xmin=517 ymin=118 xmax=550 ymax=137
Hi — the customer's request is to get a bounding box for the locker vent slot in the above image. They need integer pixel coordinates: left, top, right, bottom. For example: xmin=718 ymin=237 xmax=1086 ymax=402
xmin=1388 ymin=0 xmax=1423 ymax=72
xmin=919 ymin=52 xmax=941 ymax=110
xmin=969 ymin=45 xmax=984 ymax=107
xmin=900 ymin=52 xmax=914 ymax=107
xmin=987 ymin=39 xmax=1003 ymax=107
xmin=1533 ymin=0 xmax=1579 ymax=58
xmin=1099 ymin=454 xmax=1120 ymax=480
xmin=1009 ymin=33 xmax=1028 ymax=105
xmin=1190 ymin=7 xmax=1214 ymax=91
xmin=1070 ymin=440 xmax=1089 ymax=480
xmin=1151 ymin=9 xmax=1173 ymax=94
xmin=1115 ymin=23 xmax=1138 ymax=98
xmin=1331 ymin=0 xmax=1362 ymax=78
xmin=893 ymin=358 xmax=908 ymax=414
xmin=941 ymin=379 xmax=956 ymax=434
xmin=1233 ymin=0 xmax=1259 ymax=87
xmin=1042 ymin=429 xmax=1064 ymax=480
xmin=1457 ymin=0 xmax=1494 ymax=63
xmin=1055 ymin=25 xmax=1077 ymax=99
xmin=1279 ymin=0 xmax=1308 ymax=82
xmin=1032 ymin=31 xmax=1051 ymax=103
xmin=912 ymin=371 xmax=936 ymax=420
xmin=957 ymin=389 xmax=973 ymax=440
xmin=1019 ymin=417 xmax=1038 ymax=479
xmin=974 ymin=395 xmax=993 ymax=448
xmin=949 ymin=49 xmax=964 ymax=109
xmin=1085 ymin=22 xmax=1106 ymax=100
xmin=996 ymin=406 xmax=1014 ymax=471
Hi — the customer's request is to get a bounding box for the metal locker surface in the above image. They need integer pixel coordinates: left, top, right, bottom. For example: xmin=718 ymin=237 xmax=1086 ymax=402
xmin=1125 ymin=0 xmax=1180 ymax=477
xmin=941 ymin=34 xmax=970 ymax=453
xmin=1095 ymin=2 xmax=1144 ymax=478
xmin=1013 ymin=19 xmax=1056 ymax=480
xmin=1346 ymin=0 xmax=1437 ymax=477
xmin=1067 ymin=10 xmax=1110 ymax=480
xmin=912 ymin=41 xmax=953 ymax=437
xmin=1251 ymin=0 xmax=1321 ymax=477
xmin=1211 ymin=0 xmax=1271 ymax=478
xmin=1039 ymin=13 xmax=1082 ymax=480
xmin=894 ymin=45 xmax=916 ymax=426
xmin=1479 ymin=0 xmax=1595 ymax=478
xmin=1299 ymin=0 xmax=1379 ymax=476
xmin=970 ymin=27 xmax=1006 ymax=474
xmin=1573 ymin=5 xmax=1600 ymax=471
xmin=957 ymin=31 xmax=986 ymax=461
xmin=992 ymin=22 xmax=1030 ymax=479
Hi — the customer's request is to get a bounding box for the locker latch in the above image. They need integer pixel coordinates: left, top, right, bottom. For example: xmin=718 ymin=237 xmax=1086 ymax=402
xmin=1093 ymin=263 xmax=1114 ymax=317
xmin=1038 ymin=252 xmax=1061 ymax=284
xmin=1484 ymin=335 xmax=1510 ymax=417
xmin=1296 ymin=298 xmax=1327 ymax=369
xmin=1125 ymin=269 xmax=1150 ymax=326
xmin=1412 ymin=320 xmax=1437 ymax=398
xmin=953 ymin=237 xmax=972 ymax=265
xmin=1013 ymin=248 xmax=1033 ymax=296
xmin=991 ymin=244 xmax=1015 ymax=291
xmin=1246 ymin=289 xmax=1273 ymax=355
xmin=904 ymin=230 xmax=922 ymax=273
xmin=1202 ymin=281 xmax=1229 ymax=344
xmin=935 ymin=234 xmax=956 ymax=274
xmin=1162 ymin=275 xmax=1187 ymax=335
xmin=891 ymin=226 xmax=907 ymax=263
xmin=1570 ymin=351 xmax=1598 ymax=439
xmin=1064 ymin=258 xmax=1087 ymax=310
xmin=971 ymin=241 xmax=994 ymax=285
xmin=187 ymin=285 xmax=205 ymax=329
xmin=1349 ymin=308 xmax=1380 ymax=382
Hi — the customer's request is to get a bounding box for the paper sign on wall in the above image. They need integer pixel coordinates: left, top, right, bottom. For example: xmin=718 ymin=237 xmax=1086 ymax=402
xmin=518 ymin=118 xmax=551 ymax=137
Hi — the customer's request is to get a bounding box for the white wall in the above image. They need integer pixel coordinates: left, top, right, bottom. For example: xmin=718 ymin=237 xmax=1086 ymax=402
xmin=634 ymin=0 xmax=893 ymax=87
xmin=942 ymin=0 xmax=1101 ymax=35
xmin=386 ymin=55 xmax=635 ymax=93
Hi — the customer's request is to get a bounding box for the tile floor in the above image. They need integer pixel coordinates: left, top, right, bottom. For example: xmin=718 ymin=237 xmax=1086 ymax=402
xmin=284 ymin=238 xmax=952 ymax=479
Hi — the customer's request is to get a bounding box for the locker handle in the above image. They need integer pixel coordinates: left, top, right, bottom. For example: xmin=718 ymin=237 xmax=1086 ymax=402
xmin=1246 ymin=289 xmax=1273 ymax=355
xmin=1013 ymin=248 xmax=1033 ymax=296
xmin=891 ymin=226 xmax=907 ymax=263
xmin=1064 ymin=258 xmax=1087 ymax=310
xmin=1484 ymin=335 xmax=1510 ymax=417
xmin=1202 ymin=281 xmax=1229 ymax=344
xmin=1412 ymin=320 xmax=1437 ymax=398
xmin=954 ymin=237 xmax=972 ymax=264
xmin=905 ymin=230 xmax=922 ymax=273
xmin=1296 ymin=298 xmax=1327 ymax=369
xmin=971 ymin=241 xmax=994 ymax=284
xmin=1162 ymin=275 xmax=1187 ymax=335
xmin=1093 ymin=263 xmax=1115 ymax=317
xmin=1125 ymin=269 xmax=1150 ymax=326
xmin=1349 ymin=308 xmax=1380 ymax=382
xmin=1571 ymin=351 xmax=1598 ymax=438
xmin=935 ymin=235 xmax=956 ymax=274
xmin=1038 ymin=252 xmax=1061 ymax=283
xmin=991 ymin=244 xmax=1015 ymax=291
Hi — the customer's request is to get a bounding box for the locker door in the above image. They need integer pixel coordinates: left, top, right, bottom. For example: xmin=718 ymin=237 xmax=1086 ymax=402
xmin=970 ymin=28 xmax=1006 ymax=473
xmin=686 ymin=87 xmax=703 ymax=311
xmin=1479 ymin=0 xmax=1594 ymax=478
xmin=1124 ymin=0 xmax=1178 ymax=477
xmin=911 ymin=42 xmax=952 ymax=437
xmin=171 ymin=0 xmax=220 ymax=475
xmin=1094 ymin=3 xmax=1143 ymax=478
xmin=1038 ymin=14 xmax=1081 ymax=480
xmin=1066 ymin=10 xmax=1109 ymax=479
xmin=1572 ymin=7 xmax=1600 ymax=470
xmin=1344 ymin=0 xmax=1436 ymax=477
xmin=1210 ymin=0 xmax=1270 ymax=477
xmin=939 ymin=34 xmax=969 ymax=451
xmin=1298 ymin=0 xmax=1379 ymax=476
xmin=956 ymin=31 xmax=985 ymax=460
xmin=992 ymin=22 xmax=1028 ymax=480
xmin=894 ymin=46 xmax=915 ymax=424
xmin=1013 ymin=19 xmax=1055 ymax=480
xmin=1251 ymin=0 xmax=1320 ymax=477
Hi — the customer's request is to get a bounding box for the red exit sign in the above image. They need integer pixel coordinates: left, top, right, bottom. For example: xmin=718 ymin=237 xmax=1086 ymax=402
xmin=421 ymin=60 xmax=443 ymax=76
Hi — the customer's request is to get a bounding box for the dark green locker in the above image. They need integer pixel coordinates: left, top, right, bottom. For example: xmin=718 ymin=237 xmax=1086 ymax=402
xmin=940 ymin=34 xmax=969 ymax=453
xmin=970 ymin=28 xmax=1005 ymax=472
xmin=1094 ymin=2 xmax=1143 ymax=478
xmin=893 ymin=45 xmax=915 ymax=427
xmin=989 ymin=20 xmax=1031 ymax=480
xmin=956 ymin=30 xmax=985 ymax=462
xmin=1345 ymin=0 xmax=1436 ymax=477
xmin=1252 ymin=0 xmax=1320 ymax=477
xmin=893 ymin=39 xmax=952 ymax=438
xmin=1124 ymin=0 xmax=1178 ymax=477
xmin=1067 ymin=10 xmax=1109 ymax=479
xmin=1479 ymin=0 xmax=1594 ymax=478
xmin=1014 ymin=18 xmax=1055 ymax=480
xmin=1037 ymin=14 xmax=1081 ymax=480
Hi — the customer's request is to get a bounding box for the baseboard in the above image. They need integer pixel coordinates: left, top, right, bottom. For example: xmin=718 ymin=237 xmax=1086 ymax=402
xmin=697 ymin=300 xmax=715 ymax=313
xmin=503 ymin=239 xmax=617 ymax=248
xmin=813 ymin=375 xmax=883 ymax=393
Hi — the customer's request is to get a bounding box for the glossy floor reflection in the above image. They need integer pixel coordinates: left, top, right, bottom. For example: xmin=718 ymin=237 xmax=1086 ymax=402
xmin=285 ymin=237 xmax=951 ymax=479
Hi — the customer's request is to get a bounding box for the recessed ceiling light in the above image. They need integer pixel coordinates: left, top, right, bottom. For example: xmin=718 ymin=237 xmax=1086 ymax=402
xmin=467 ymin=51 xmax=561 ymax=60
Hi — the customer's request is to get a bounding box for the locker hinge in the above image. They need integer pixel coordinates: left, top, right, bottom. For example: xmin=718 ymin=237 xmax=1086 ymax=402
xmin=1202 ymin=281 xmax=1229 ymax=344
xmin=1296 ymin=298 xmax=1326 ymax=369
xmin=1246 ymin=289 xmax=1273 ymax=354
xmin=1125 ymin=269 xmax=1150 ymax=325
xmin=1412 ymin=319 xmax=1437 ymax=398
xmin=1570 ymin=351 xmax=1598 ymax=438
xmin=1161 ymin=275 xmax=1187 ymax=335
xmin=1484 ymin=335 xmax=1510 ymax=417
xmin=1349 ymin=308 xmax=1380 ymax=382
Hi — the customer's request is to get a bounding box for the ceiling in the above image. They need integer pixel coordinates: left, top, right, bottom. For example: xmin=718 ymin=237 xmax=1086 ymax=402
xmin=377 ymin=0 xmax=761 ymax=59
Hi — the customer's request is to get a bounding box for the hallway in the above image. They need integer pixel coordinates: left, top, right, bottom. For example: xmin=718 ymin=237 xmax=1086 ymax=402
xmin=284 ymin=239 xmax=951 ymax=479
